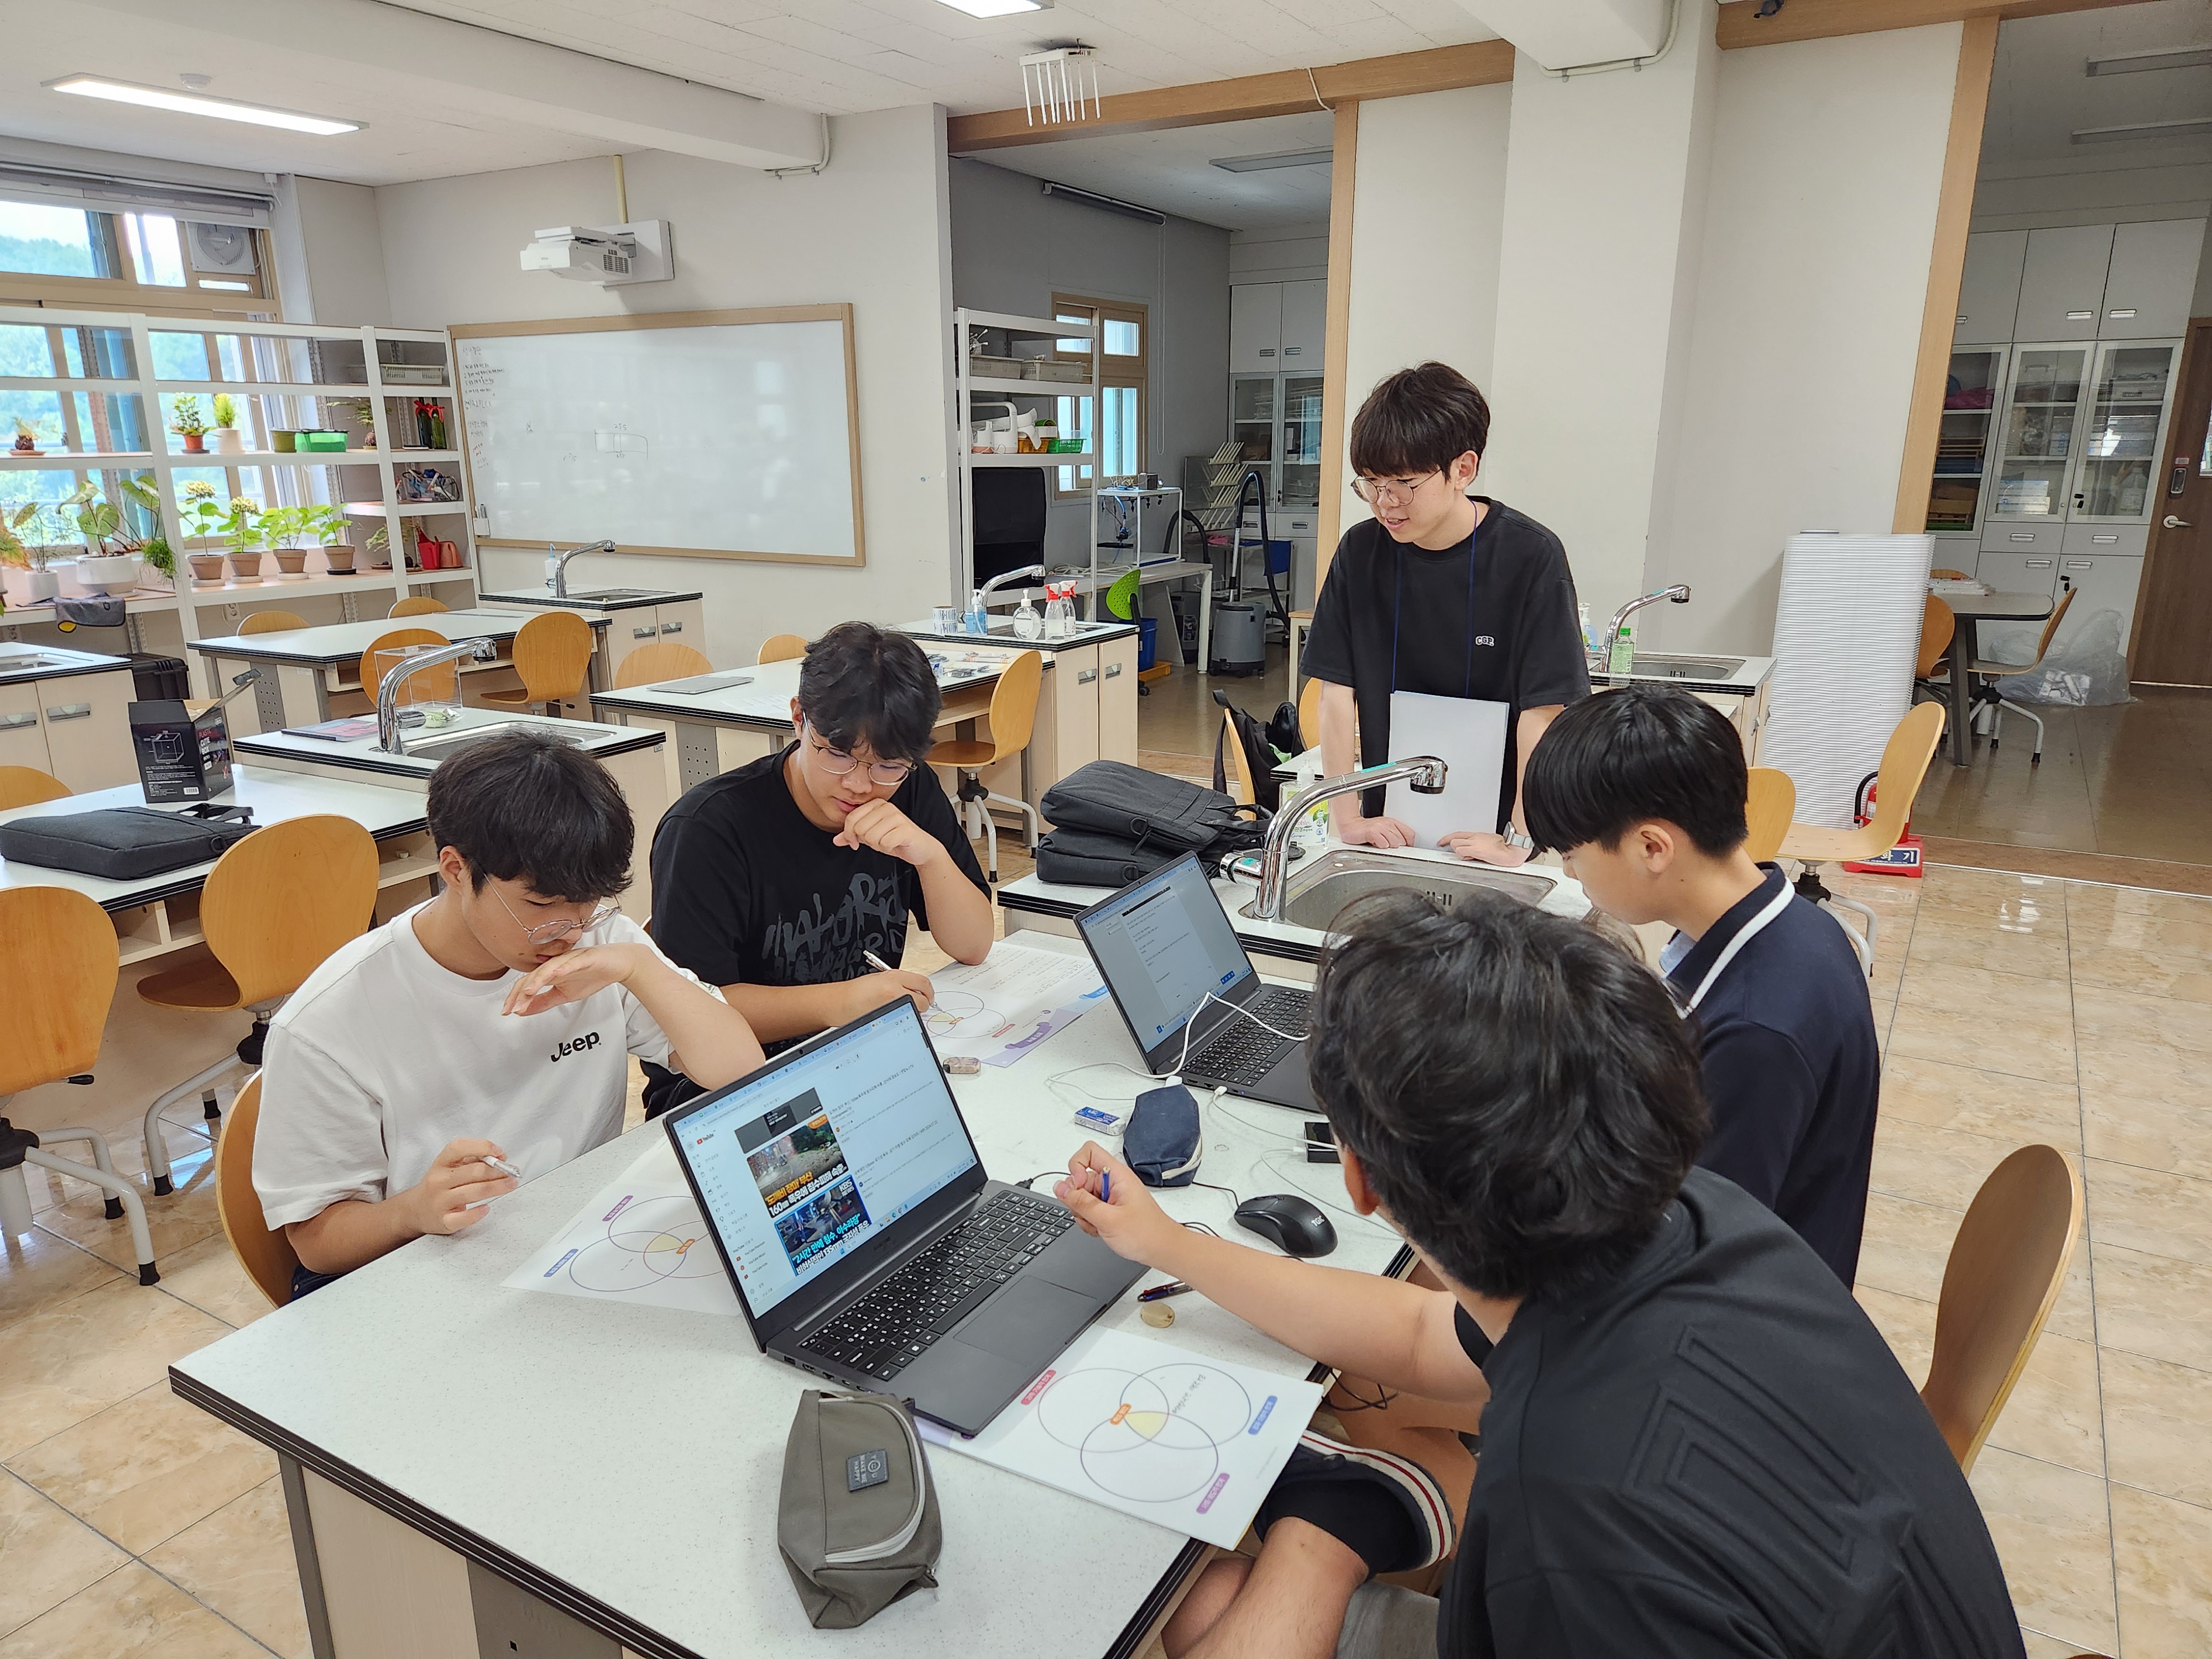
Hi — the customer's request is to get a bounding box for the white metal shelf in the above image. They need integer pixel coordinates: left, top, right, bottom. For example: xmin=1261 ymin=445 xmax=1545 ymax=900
xmin=964 ymin=375 xmax=1097 ymax=398
xmin=967 ymin=451 xmax=1093 ymax=468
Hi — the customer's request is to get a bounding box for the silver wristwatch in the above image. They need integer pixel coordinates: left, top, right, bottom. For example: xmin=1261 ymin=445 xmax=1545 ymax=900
xmin=1503 ymin=826 xmax=1535 ymax=852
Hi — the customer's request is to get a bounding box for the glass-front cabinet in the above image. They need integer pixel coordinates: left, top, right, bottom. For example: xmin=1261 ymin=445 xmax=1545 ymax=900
xmin=2079 ymin=342 xmax=2175 ymax=521
xmin=1926 ymin=346 xmax=2007 ymax=535
xmin=1992 ymin=346 xmax=2089 ymax=520
xmin=1986 ymin=339 xmax=2180 ymax=525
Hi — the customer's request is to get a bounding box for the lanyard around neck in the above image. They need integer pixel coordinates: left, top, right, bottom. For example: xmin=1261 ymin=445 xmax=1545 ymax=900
xmin=1390 ymin=503 xmax=1481 ymax=699
xmin=1676 ymin=878 xmax=1794 ymax=1016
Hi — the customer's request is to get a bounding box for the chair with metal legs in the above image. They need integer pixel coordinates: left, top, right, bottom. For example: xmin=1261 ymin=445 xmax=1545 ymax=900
xmin=134 ymin=815 xmax=380 ymax=1196
xmin=0 ymin=887 xmax=161 ymax=1284
xmin=926 ymin=649 xmax=1044 ymax=883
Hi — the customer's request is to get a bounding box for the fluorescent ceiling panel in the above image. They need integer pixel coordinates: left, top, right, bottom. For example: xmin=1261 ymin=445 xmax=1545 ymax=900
xmin=1212 ymin=148 xmax=1332 ymax=173
xmin=933 ymin=0 xmax=1047 ymax=16
xmin=2072 ymin=116 xmax=2212 ymax=144
xmin=2086 ymin=45 xmax=2212 ymax=76
xmin=44 ymin=74 xmax=362 ymax=134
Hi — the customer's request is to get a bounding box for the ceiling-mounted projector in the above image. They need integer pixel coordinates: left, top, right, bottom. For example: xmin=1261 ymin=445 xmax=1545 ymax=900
xmin=519 ymin=221 xmax=673 ymax=285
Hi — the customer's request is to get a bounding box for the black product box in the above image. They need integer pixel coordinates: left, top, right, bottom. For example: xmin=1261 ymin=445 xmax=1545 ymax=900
xmin=129 ymin=699 xmax=234 ymax=802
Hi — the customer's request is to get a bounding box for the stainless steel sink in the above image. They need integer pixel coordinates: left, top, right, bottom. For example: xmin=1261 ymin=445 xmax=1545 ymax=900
xmin=560 ymin=588 xmax=662 ymax=603
xmin=1613 ymin=654 xmax=1746 ymax=681
xmin=1248 ymin=848 xmax=1553 ymax=932
xmin=396 ymin=721 xmax=587 ymax=760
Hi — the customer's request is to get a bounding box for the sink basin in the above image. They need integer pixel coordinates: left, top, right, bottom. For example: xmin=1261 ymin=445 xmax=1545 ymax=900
xmin=1245 ymin=848 xmax=1553 ymax=932
xmin=394 ymin=721 xmax=587 ymax=760
xmin=1613 ymin=654 xmax=1746 ymax=681
xmin=0 ymin=654 xmax=72 ymax=671
xmin=557 ymin=588 xmax=662 ymax=603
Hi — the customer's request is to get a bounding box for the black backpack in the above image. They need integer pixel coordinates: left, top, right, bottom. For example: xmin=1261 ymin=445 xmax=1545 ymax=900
xmin=1210 ymin=691 xmax=1302 ymax=813
xmin=1036 ymin=761 xmax=1269 ymax=887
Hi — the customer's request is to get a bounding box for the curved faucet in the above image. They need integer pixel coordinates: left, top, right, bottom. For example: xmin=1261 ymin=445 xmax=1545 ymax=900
xmin=1597 ymin=584 xmax=1691 ymax=672
xmin=977 ymin=563 xmax=1046 ymax=603
xmin=550 ymin=539 xmax=616 ymax=599
xmin=378 ymin=638 xmax=497 ymax=756
xmin=1245 ymin=757 xmax=1447 ymax=922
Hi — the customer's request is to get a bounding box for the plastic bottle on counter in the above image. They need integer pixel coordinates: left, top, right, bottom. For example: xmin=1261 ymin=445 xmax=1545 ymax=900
xmin=1011 ymin=591 xmax=1042 ymax=640
xmin=1608 ymin=621 xmax=1636 ymax=676
xmin=966 ymin=589 xmax=990 ymax=635
xmin=544 ymin=543 xmax=560 ymax=593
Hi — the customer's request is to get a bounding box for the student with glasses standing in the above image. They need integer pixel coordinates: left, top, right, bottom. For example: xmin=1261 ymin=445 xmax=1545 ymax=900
xmin=255 ymin=731 xmax=766 ymax=1297
xmin=641 ymin=622 xmax=993 ymax=1118
xmin=1301 ymin=363 xmax=1590 ymax=865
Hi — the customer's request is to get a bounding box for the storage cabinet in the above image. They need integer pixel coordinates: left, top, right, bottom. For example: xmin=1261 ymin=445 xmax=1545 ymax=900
xmin=1230 ymin=285 xmax=1285 ymax=374
xmin=2103 ymin=220 xmax=2201 ymax=339
xmin=2014 ymin=226 xmax=2116 ymax=341
xmin=1955 ymin=232 xmax=2026 ymax=346
xmin=2053 ymin=554 xmax=2145 ymax=653
xmin=1279 ymin=280 xmax=1326 ymax=364
xmin=1926 ymin=345 xmax=2008 ymax=538
xmin=0 ymin=666 xmax=136 ymax=791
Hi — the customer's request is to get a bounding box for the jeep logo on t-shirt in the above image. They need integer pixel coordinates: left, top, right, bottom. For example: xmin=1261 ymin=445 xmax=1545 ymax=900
xmin=550 ymin=1031 xmax=603 ymax=1063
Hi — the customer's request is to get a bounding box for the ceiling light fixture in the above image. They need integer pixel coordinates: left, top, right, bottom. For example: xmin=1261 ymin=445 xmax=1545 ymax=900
xmin=1211 ymin=148 xmax=1333 ymax=174
xmin=2071 ymin=116 xmax=2212 ymax=144
xmin=43 ymin=75 xmax=362 ymax=135
xmin=2086 ymin=45 xmax=2212 ymax=76
xmin=934 ymin=0 xmax=1046 ymax=17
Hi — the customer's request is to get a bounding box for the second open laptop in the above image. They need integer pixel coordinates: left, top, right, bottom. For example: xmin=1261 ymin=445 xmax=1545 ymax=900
xmin=663 ymin=997 xmax=1141 ymax=1437
xmin=1075 ymin=851 xmax=1315 ymax=1112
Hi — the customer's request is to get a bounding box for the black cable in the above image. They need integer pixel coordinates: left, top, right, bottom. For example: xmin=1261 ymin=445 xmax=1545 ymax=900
xmin=1188 ymin=1177 xmax=1243 ymax=1207
xmin=1328 ymin=1378 xmax=1400 ymax=1413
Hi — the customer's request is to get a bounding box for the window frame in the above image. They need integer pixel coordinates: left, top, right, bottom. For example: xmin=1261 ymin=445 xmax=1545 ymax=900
xmin=0 ymin=194 xmax=275 ymax=317
xmin=1049 ymin=292 xmax=1147 ymax=502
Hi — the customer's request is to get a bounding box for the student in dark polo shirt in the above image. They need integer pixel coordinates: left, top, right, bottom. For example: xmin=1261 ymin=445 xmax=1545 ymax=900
xmin=1523 ymin=684 xmax=1881 ymax=1285
xmin=1301 ymin=362 xmax=1589 ymax=867
xmin=1051 ymin=893 xmax=2020 ymax=1659
xmin=642 ymin=623 xmax=992 ymax=1117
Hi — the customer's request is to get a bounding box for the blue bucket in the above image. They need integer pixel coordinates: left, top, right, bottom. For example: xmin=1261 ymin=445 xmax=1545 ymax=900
xmin=1136 ymin=617 xmax=1158 ymax=671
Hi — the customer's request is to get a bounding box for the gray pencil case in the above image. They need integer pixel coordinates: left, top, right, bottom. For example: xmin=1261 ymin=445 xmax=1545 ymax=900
xmin=778 ymin=1390 xmax=942 ymax=1629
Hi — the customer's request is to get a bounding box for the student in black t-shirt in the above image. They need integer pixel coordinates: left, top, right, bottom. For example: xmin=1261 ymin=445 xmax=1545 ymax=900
xmin=1301 ymin=363 xmax=1589 ymax=867
xmin=1524 ymin=685 xmax=1882 ymax=1286
xmin=1055 ymin=894 xmax=2022 ymax=1659
xmin=643 ymin=623 xmax=992 ymax=1116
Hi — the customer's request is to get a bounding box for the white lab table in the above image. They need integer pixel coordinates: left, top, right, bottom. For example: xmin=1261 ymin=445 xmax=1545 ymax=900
xmin=0 ymin=766 xmax=441 ymax=966
xmin=190 ymin=609 xmax=616 ymax=735
xmin=169 ymin=933 xmax=1409 ymax=1659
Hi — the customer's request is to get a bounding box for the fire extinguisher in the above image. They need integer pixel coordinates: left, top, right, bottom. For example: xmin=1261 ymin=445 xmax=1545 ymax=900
xmin=1841 ymin=771 xmax=1924 ymax=877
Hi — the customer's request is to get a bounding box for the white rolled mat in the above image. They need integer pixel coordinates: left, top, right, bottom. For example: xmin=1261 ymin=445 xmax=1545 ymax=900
xmin=1760 ymin=532 xmax=1933 ymax=831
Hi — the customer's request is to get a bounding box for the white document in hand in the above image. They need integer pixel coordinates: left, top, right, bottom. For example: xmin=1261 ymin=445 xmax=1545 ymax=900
xmin=1384 ymin=690 xmax=1509 ymax=848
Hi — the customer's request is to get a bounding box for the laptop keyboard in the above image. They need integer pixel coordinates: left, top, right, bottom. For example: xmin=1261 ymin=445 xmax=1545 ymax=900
xmin=799 ymin=1191 xmax=1076 ymax=1381
xmin=1190 ymin=986 xmax=1311 ymax=1086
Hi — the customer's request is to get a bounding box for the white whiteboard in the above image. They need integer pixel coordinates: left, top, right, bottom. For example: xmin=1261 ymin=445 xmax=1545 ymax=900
xmin=453 ymin=307 xmax=862 ymax=565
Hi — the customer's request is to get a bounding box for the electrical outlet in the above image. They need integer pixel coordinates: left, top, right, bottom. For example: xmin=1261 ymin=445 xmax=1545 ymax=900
xmin=226 ymin=605 xmax=241 ymax=622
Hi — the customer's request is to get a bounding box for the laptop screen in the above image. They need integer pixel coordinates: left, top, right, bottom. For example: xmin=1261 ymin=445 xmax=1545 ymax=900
xmin=1078 ymin=854 xmax=1254 ymax=1055
xmin=670 ymin=1001 xmax=980 ymax=1319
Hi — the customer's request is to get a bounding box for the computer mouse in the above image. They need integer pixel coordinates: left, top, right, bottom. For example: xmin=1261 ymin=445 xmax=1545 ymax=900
xmin=1233 ymin=1193 xmax=1337 ymax=1258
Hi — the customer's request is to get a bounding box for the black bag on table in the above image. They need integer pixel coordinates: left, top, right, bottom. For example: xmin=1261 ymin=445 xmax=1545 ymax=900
xmin=0 ymin=804 xmax=258 ymax=881
xmin=1034 ymin=827 xmax=1186 ymax=889
xmin=1040 ymin=761 xmax=1262 ymax=854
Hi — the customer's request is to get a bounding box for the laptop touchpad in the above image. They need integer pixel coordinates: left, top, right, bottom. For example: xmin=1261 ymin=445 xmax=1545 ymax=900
xmin=956 ymin=1279 xmax=1094 ymax=1360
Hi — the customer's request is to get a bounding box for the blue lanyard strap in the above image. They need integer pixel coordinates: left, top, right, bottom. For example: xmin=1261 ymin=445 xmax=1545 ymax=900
xmin=1390 ymin=506 xmax=1481 ymax=699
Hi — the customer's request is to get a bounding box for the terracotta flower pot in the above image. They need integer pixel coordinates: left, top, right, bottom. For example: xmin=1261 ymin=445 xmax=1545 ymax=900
xmin=181 ymin=433 xmax=206 ymax=454
xmin=274 ymin=549 xmax=308 ymax=576
xmin=188 ymin=552 xmax=227 ymax=582
xmin=227 ymin=551 xmax=265 ymax=581
xmin=322 ymin=542 xmax=356 ymax=573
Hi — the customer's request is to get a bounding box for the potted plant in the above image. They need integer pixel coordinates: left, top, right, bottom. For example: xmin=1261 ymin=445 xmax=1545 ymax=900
xmin=221 ymin=498 xmax=265 ymax=581
xmin=12 ymin=416 xmax=45 ymax=457
xmin=334 ymin=397 xmax=378 ymax=450
xmin=0 ymin=502 xmax=57 ymax=603
xmin=169 ymin=395 xmax=210 ymax=454
xmin=179 ymin=482 xmax=228 ymax=582
xmin=365 ymin=523 xmax=390 ymax=570
xmin=141 ymin=535 xmax=174 ymax=586
xmin=60 ymin=478 xmax=161 ymax=592
xmin=305 ymin=503 xmax=357 ymax=572
xmin=209 ymin=392 xmax=247 ymax=456
xmin=258 ymin=505 xmax=314 ymax=577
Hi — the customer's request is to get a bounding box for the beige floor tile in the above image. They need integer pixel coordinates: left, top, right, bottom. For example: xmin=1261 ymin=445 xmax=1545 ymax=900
xmin=1915 ymin=867 xmax=2069 ymax=924
xmin=0 ymin=1472 xmax=129 ymax=1638
xmin=2112 ymin=1482 xmax=2212 ymax=1658
xmin=0 ymin=1227 xmax=126 ymax=1325
xmin=1985 ymin=1331 xmax=2104 ymax=1478
xmin=2081 ymin=1076 xmax=2212 ymax=1185
xmin=1855 ymin=1192 xmax=1963 ymax=1305
xmin=2073 ymin=981 xmax=2212 ymax=1057
xmin=155 ymin=1235 xmax=275 ymax=1331
xmin=1969 ymin=1446 xmax=2119 ymax=1655
xmin=4 ymin=1383 xmax=275 ymax=1556
xmin=2086 ymin=1160 xmax=2212 ymax=1269
xmin=1879 ymin=1055 xmax=2081 ymax=1147
xmin=2091 ymin=1243 xmax=2212 ymax=1374
xmin=1870 ymin=1117 xmax=2033 ymax=1213
xmin=2101 ymin=1348 xmax=2212 ymax=1514
xmin=1888 ymin=964 xmax=2078 ymax=1086
xmin=0 ymin=1558 xmax=267 ymax=1659
xmin=0 ymin=1278 xmax=228 ymax=1461
xmin=145 ymin=1477 xmax=310 ymax=1659
xmin=2018 ymin=1629 xmax=2091 ymax=1659
xmin=1905 ymin=901 xmax=2073 ymax=979
xmin=34 ymin=1159 xmax=223 ymax=1275
xmin=2047 ymin=1237 xmax=2098 ymax=1346
xmin=2068 ymin=908 xmax=2212 ymax=1006
xmin=1854 ymin=1284 xmax=1934 ymax=1384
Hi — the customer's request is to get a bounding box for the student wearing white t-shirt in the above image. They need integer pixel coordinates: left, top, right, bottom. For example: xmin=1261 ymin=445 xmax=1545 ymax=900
xmin=255 ymin=731 xmax=765 ymax=1295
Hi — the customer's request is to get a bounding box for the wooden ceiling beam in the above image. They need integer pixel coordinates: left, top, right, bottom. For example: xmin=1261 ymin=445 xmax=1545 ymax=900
xmin=945 ymin=40 xmax=1514 ymax=153
xmin=1716 ymin=0 xmax=2145 ymax=51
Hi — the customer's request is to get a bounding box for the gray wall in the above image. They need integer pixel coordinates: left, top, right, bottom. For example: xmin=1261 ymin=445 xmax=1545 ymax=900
xmin=949 ymin=158 xmax=1229 ymax=564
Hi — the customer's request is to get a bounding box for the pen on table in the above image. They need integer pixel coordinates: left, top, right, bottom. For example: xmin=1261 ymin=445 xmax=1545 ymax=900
xmin=862 ymin=950 xmax=896 ymax=975
xmin=1138 ymin=1280 xmax=1193 ymax=1303
xmin=480 ymin=1154 xmax=522 ymax=1182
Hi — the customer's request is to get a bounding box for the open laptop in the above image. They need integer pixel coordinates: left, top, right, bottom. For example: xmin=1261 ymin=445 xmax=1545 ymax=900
xmin=664 ymin=997 xmax=1141 ymax=1435
xmin=1076 ymin=852 xmax=1316 ymax=1113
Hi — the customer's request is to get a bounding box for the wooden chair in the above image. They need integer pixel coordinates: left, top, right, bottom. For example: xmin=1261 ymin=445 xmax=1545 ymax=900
xmin=926 ymin=649 xmax=1044 ymax=882
xmin=0 ymin=764 xmax=70 ymax=809
xmin=1743 ymin=767 xmax=1795 ymax=863
xmin=358 ymin=627 xmax=451 ymax=701
xmin=1974 ymin=586 xmax=2077 ymax=765
xmin=1930 ymin=568 xmax=1973 ymax=581
xmin=757 ymin=633 xmax=808 ymax=665
xmin=1220 ymin=707 xmax=1259 ymax=806
xmin=213 ymin=1073 xmax=299 ymax=1308
xmin=0 ymin=888 xmax=161 ymax=1283
xmin=1923 ymin=1145 xmax=2083 ymax=1473
xmin=239 ymin=609 xmax=307 ymax=635
xmin=615 ymin=641 xmax=712 ymax=688
xmin=1296 ymin=676 xmax=1323 ymax=752
xmin=389 ymin=596 xmax=448 ymax=618
xmin=480 ymin=608 xmax=594 ymax=718
xmin=1915 ymin=595 xmax=1957 ymax=680
xmin=135 ymin=816 xmax=379 ymax=1197
xmin=1776 ymin=701 xmax=1945 ymax=974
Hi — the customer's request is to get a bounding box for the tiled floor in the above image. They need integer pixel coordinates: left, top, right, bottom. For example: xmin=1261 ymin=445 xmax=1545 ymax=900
xmin=8 ymin=789 xmax=2212 ymax=1651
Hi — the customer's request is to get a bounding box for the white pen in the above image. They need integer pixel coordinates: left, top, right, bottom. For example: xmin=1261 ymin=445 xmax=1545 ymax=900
xmin=481 ymin=1154 xmax=523 ymax=1181
xmin=862 ymin=950 xmax=896 ymax=975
